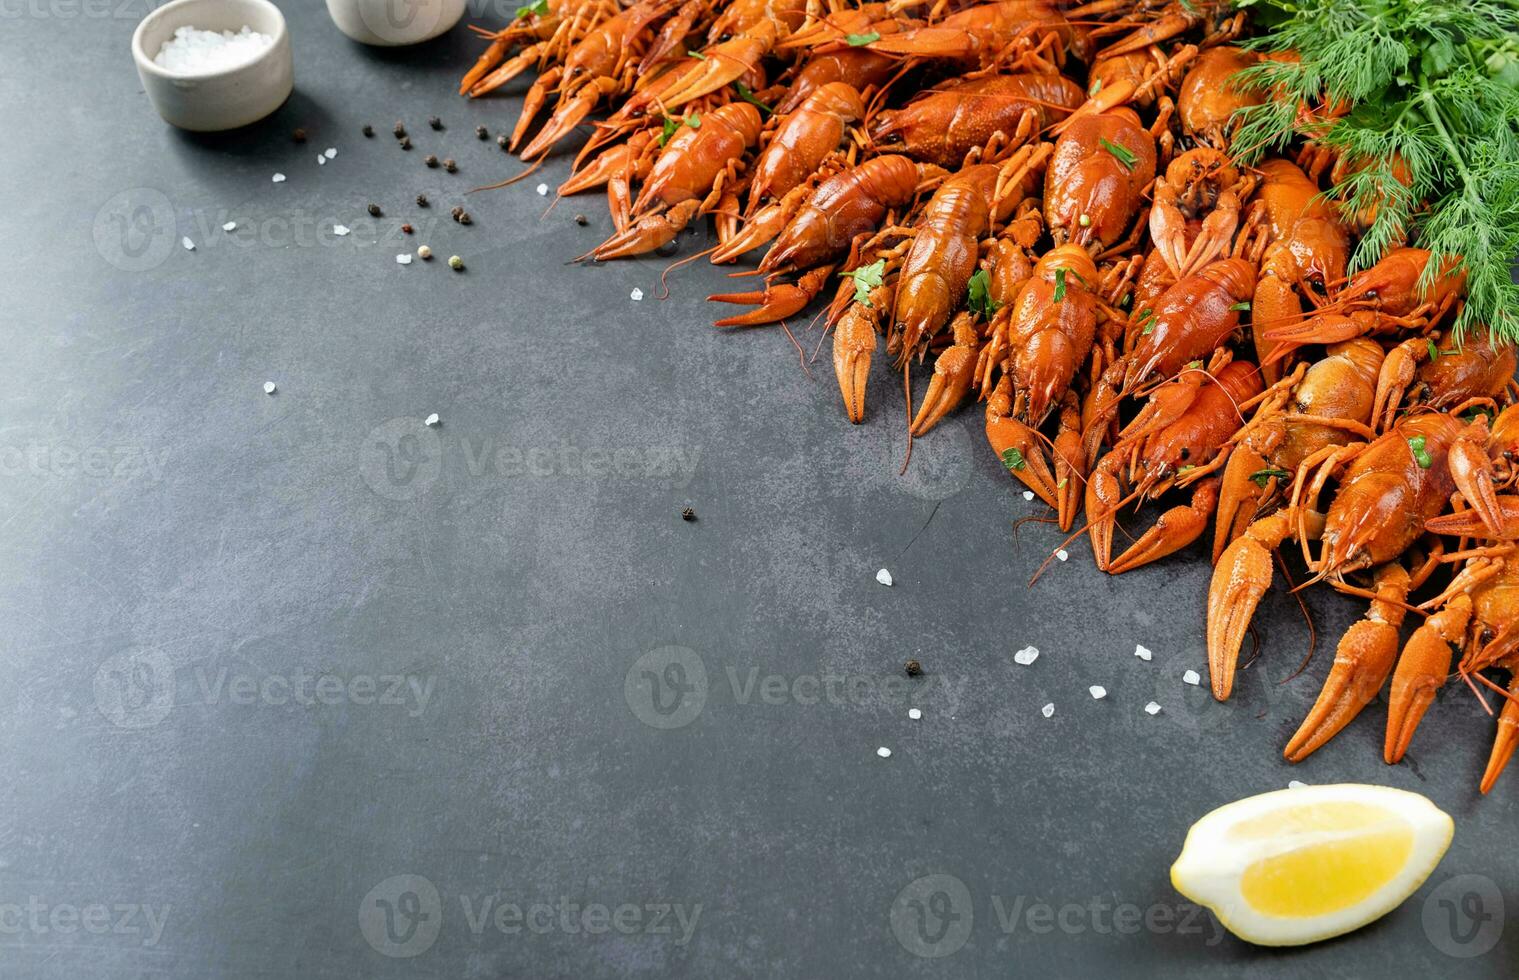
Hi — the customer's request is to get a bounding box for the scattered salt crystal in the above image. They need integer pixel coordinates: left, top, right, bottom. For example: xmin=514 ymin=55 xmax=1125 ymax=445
xmin=333 ymin=224 xmax=350 ymax=236
xmin=221 ymin=221 xmax=237 ymax=232
xmin=536 ymin=183 xmax=549 ymax=196
xmin=630 ymin=288 xmax=644 ymax=302
xmin=396 ymin=253 xmax=413 ymax=265
xmin=181 ymin=237 xmax=195 ymax=251
xmin=1022 ymin=490 xmax=1035 ymax=501
xmin=1056 ymin=549 xmax=1069 ymax=562
xmin=424 ymin=413 xmax=440 ymax=427
xmin=908 ymin=708 xmax=921 ymax=721
xmin=324 ymin=147 xmax=337 ymax=160
xmin=1041 ymin=703 xmax=1055 ymax=718
xmin=1144 ymin=701 xmax=1162 ymax=715
xmin=1089 ymin=685 xmax=1107 ymax=700
xmin=876 ymin=746 xmax=891 ymax=759
xmin=153 ymin=25 xmax=273 ymax=75
xmin=317 ymin=154 xmax=326 ymax=166
xmin=262 ymin=381 xmax=276 ymax=395
xmin=271 ymin=172 xmax=286 ymax=183
xmin=875 ymin=568 xmax=893 ymax=587
xmin=1182 ymin=669 xmax=1201 ymax=686
xmin=1134 ymin=644 xmax=1152 ymax=662
xmin=1288 ymin=780 xmax=1307 ymax=789
xmin=1012 ymin=646 xmax=1039 ymax=666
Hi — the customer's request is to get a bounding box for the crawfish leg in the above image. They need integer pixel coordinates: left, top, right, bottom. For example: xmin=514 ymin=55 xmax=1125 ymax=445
xmin=1106 ymin=477 xmax=1221 ymax=575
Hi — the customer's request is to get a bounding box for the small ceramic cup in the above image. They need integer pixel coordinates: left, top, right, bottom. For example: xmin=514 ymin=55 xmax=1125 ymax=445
xmin=325 ymin=0 xmax=465 ymax=45
xmin=132 ymin=0 xmax=294 ymax=132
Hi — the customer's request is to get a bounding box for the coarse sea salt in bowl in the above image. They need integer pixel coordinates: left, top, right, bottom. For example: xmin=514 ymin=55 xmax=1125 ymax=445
xmin=132 ymin=0 xmax=293 ymax=132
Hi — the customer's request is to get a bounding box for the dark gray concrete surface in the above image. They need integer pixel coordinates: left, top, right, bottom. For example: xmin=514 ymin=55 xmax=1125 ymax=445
xmin=1 ymin=3 xmax=1514 ymax=977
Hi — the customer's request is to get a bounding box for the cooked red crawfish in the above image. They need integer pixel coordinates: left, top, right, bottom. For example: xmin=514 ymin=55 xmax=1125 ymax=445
xmin=707 ymin=154 xmax=935 ymax=325
xmin=869 ymin=73 xmax=1085 ymax=168
xmin=892 ymin=143 xmax=1051 ymax=365
xmin=774 ymin=47 xmax=898 ymax=114
xmin=1148 ymin=148 xmax=1255 ymax=280
xmin=1259 ymin=246 xmax=1468 ymax=377
xmin=1093 ymin=0 xmax=1243 ymax=61
xmin=845 ymin=0 xmax=1080 ymax=69
xmin=1043 ymin=108 xmax=1157 ymax=254
xmin=1380 ymin=536 xmax=1519 ymax=793
xmin=1247 ymin=158 xmax=1349 ymax=378
xmin=1121 ymin=255 xmax=1257 ymax=392
xmin=508 ymin=0 xmax=684 ymax=159
xmin=1082 ymin=357 xmax=1263 ymax=574
xmin=1372 ymin=328 xmax=1519 ymax=433
xmin=1207 ymin=412 xmax=1506 ymax=715
xmin=580 ymin=102 xmax=764 ymax=260
xmin=748 ymin=82 xmax=867 ymax=209
xmin=980 ymin=246 xmax=1139 ymax=527
xmin=462 ymin=0 xmax=606 ymax=97
xmin=1174 ymin=45 xmax=1262 ymax=147
xmin=1212 ymin=339 xmax=1383 ymax=562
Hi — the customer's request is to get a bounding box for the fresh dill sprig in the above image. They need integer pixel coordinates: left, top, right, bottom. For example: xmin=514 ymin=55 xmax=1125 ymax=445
xmin=1231 ymin=0 xmax=1519 ymax=341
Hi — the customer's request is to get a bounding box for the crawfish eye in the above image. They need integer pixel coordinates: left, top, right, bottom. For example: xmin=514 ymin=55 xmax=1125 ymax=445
xmin=1178 ymin=447 xmax=1191 ymax=460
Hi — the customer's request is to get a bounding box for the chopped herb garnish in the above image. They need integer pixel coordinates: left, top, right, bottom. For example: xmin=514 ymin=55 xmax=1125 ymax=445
xmin=515 ymin=0 xmax=548 ymax=18
xmin=845 ymin=31 xmax=880 ymax=46
xmin=687 ymin=49 xmax=706 ymax=60
xmin=734 ymin=82 xmax=771 ymax=114
xmin=840 ymin=258 xmax=887 ymax=307
xmin=685 ymin=111 xmax=701 ymax=130
xmin=1001 ymin=447 xmax=1027 ymax=472
xmin=1230 ymin=301 xmax=1251 ymax=311
xmin=1053 ymin=267 xmax=1068 ymax=303
xmin=1408 ymin=434 xmax=1433 ymax=469
xmin=1098 ymin=137 xmax=1137 ymax=171
xmin=1136 ymin=308 xmax=1156 ymax=335
xmin=1250 ymin=467 xmax=1291 ymax=488
xmin=1089 ymin=78 xmax=1102 ymax=97
xmin=967 ymin=269 xmax=1002 ymax=319
xmin=658 ymin=116 xmax=680 ymax=147
xmin=1427 ymin=339 xmax=1440 ymax=362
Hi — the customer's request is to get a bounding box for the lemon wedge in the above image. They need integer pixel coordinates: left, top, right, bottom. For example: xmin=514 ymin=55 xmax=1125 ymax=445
xmin=1171 ymin=784 xmax=1453 ymax=946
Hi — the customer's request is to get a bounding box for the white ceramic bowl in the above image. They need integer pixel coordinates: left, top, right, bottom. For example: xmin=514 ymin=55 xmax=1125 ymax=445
xmin=325 ymin=0 xmax=464 ymax=45
xmin=132 ymin=0 xmax=294 ymax=132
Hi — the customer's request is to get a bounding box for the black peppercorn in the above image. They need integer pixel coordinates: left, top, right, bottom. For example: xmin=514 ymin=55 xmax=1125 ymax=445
xmin=393 ymin=122 xmax=406 ymax=138
xmin=905 ymin=660 xmax=922 ymax=677
xmin=367 ymin=203 xmax=382 ymax=217
xmin=399 ymin=136 xmax=412 ymax=150
xmin=425 ymin=154 xmax=439 ymax=168
xmin=496 ymin=134 xmax=508 ymax=149
xmin=416 ymin=194 xmax=429 ymax=207
xmin=292 ymin=128 xmax=306 ymax=143
xmin=574 ymin=214 xmax=588 ymax=226
xmin=428 ymin=115 xmax=443 ymax=130
xmin=475 ymin=125 xmax=488 ymax=140
xmin=401 ymin=223 xmax=414 ymax=234
xmin=443 ymin=158 xmax=457 ymax=173
xmin=362 ymin=124 xmax=374 ymax=137
xmin=681 ymin=507 xmax=696 ymax=522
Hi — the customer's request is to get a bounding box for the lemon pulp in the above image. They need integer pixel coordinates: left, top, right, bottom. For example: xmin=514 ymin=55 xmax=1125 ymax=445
xmin=1233 ymin=802 xmax=1414 ymax=917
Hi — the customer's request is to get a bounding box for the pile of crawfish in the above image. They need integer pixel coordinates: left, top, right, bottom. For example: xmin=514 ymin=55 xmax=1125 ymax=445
xmin=461 ymin=0 xmax=1519 ymax=792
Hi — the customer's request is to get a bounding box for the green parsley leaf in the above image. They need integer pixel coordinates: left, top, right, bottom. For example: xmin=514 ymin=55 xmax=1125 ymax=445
xmin=1089 ymin=77 xmax=1102 ymax=97
xmin=687 ymin=49 xmax=706 ymax=60
xmin=1001 ymin=447 xmax=1027 ymax=472
xmin=1249 ymin=467 xmax=1291 ymax=488
xmin=1427 ymin=339 xmax=1440 ymax=362
xmin=1098 ymin=137 xmax=1137 ymax=171
xmin=1136 ymin=308 xmax=1156 ymax=335
xmin=658 ymin=116 xmax=679 ymax=147
xmin=685 ymin=111 xmax=701 ymax=130
xmin=1408 ymin=434 xmax=1432 ymax=469
xmin=845 ymin=31 xmax=880 ymax=46
xmin=840 ymin=259 xmax=886 ymax=307
xmin=734 ymin=82 xmax=772 ymax=114
xmin=1230 ymin=301 xmax=1251 ymax=311
xmin=967 ymin=269 xmax=1002 ymax=319
xmin=515 ymin=0 xmax=547 ymax=18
